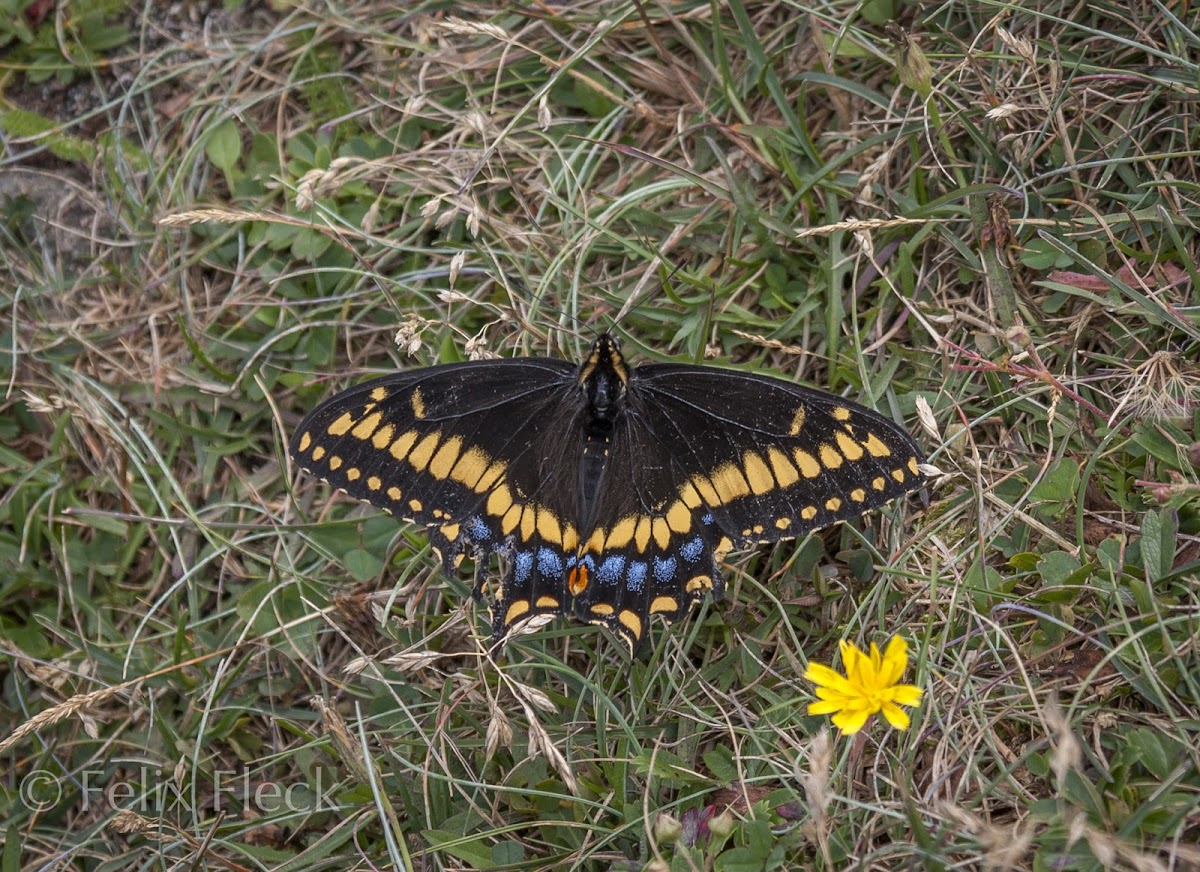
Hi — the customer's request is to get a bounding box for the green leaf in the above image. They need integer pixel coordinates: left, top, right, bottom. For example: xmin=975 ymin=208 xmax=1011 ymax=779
xmin=1126 ymin=728 xmax=1172 ymax=780
xmin=1036 ymin=551 xmax=1081 ymax=586
xmin=3 ymin=821 xmax=21 ymax=872
xmin=290 ymin=228 xmax=332 ymax=260
xmin=1029 ymin=459 xmax=1079 ymax=519
xmin=573 ymin=73 xmax=615 ymax=118
xmin=1008 ymin=552 xmax=1040 ymax=571
xmin=490 ymin=842 xmax=524 ymax=865
xmin=703 ymin=745 xmax=738 ymax=783
xmin=423 ymin=830 xmax=493 ymax=869
xmin=206 ymin=119 xmax=242 ymax=172
xmin=343 ymin=548 xmax=383 ymax=582
xmin=1140 ymin=509 xmax=1177 ymax=582
xmin=1019 ymin=236 xmax=1074 ymax=270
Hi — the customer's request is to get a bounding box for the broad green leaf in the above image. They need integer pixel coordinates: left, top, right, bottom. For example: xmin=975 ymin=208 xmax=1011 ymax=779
xmin=206 ymin=119 xmax=242 ymax=172
xmin=423 ymin=830 xmax=493 ymax=869
xmin=1140 ymin=509 xmax=1177 ymax=582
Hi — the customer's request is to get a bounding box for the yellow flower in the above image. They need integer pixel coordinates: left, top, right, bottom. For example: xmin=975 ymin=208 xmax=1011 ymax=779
xmin=804 ymin=636 xmax=923 ymax=735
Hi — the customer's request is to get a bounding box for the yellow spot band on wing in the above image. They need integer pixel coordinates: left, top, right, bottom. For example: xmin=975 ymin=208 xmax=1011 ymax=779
xmin=475 ymin=461 xmax=507 ymax=493
xmin=537 ymin=509 xmax=562 ymax=545
xmin=691 ymin=475 xmax=721 ymax=506
xmin=863 ymin=433 xmax=892 ymax=457
xmin=836 ymin=431 xmax=864 ymax=460
xmin=390 ymin=430 xmax=418 ymax=461
xmin=711 ymin=463 xmax=751 ymax=503
xmin=743 ymin=451 xmax=775 ymax=495
xmin=428 ymin=436 xmax=463 ymax=480
xmin=299 ymin=432 xmax=311 ymax=452
xmin=486 ymin=484 xmax=513 ymax=517
xmin=407 ymin=431 xmax=441 ymax=470
xmin=606 ymin=516 xmax=637 ymax=550
xmin=521 ymin=505 xmax=538 ymax=541
xmin=505 ymin=600 xmax=529 ymax=625
xmin=351 ymin=412 xmax=383 ymax=441
xmin=634 ymin=516 xmax=652 ymax=552
xmin=411 ymin=388 xmax=426 ymax=419
xmin=372 ymin=424 xmax=395 ymax=449
xmin=450 ymin=446 xmax=490 ymax=489
xmin=767 ymin=447 xmax=799 ymax=487
xmin=618 ymin=610 xmax=642 ymax=640
xmin=650 ymin=596 xmax=679 ymax=614
xmin=328 ymin=412 xmax=355 ymax=436
xmin=536 ymin=595 xmax=559 ymax=609
xmin=665 ymin=501 xmax=691 ymax=533
xmin=819 ymin=444 xmax=843 ymax=469
xmin=499 ymin=504 xmax=521 ymax=534
xmin=793 ymin=449 xmax=821 ymax=478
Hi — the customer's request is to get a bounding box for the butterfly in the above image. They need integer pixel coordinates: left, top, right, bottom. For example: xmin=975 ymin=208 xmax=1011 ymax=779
xmin=289 ymin=334 xmax=926 ymax=650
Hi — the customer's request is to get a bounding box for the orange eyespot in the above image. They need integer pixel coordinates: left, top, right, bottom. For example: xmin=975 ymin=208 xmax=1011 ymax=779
xmin=568 ymin=565 xmax=589 ymax=596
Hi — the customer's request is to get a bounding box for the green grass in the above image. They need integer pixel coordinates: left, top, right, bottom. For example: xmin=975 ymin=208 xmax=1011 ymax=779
xmin=3 ymin=1 xmax=1200 ymax=869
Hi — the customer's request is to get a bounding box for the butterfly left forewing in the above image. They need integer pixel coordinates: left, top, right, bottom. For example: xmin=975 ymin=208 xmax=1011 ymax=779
xmin=289 ymin=358 xmax=579 ymax=576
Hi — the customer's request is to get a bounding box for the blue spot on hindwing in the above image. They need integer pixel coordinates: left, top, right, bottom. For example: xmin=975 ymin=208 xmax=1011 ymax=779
xmin=680 ymin=535 xmax=704 ymax=563
xmin=514 ymin=551 xmax=534 ymax=584
xmin=596 ymin=555 xmax=625 ymax=584
xmin=626 ymin=561 xmax=648 ymax=592
xmin=466 ymin=515 xmax=491 ymax=543
xmin=653 ymin=555 xmax=677 ymax=583
xmin=536 ymin=547 xmax=563 ymax=577
xmin=701 ymin=513 xmax=715 ymax=526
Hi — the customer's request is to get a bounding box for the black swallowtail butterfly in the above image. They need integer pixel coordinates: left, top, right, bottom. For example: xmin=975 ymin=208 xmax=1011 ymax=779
xmin=290 ymin=334 xmax=926 ymax=650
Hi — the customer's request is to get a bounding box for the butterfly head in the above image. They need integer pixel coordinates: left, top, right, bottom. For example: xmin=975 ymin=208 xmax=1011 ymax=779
xmin=579 ymin=333 xmax=628 ymax=417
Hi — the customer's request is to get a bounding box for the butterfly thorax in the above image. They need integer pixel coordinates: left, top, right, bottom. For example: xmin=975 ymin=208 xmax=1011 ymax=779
xmin=576 ymin=335 xmax=629 ymax=534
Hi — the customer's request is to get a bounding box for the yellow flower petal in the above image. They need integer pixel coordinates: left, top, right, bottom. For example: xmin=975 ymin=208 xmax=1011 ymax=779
xmin=868 ymin=641 xmax=884 ymax=674
xmin=832 ymin=708 xmax=871 ymax=735
xmin=804 ymin=662 xmax=854 ymax=693
xmin=881 ymin=701 xmax=912 ymax=730
xmin=840 ymin=640 xmax=868 ymax=685
xmin=880 ymin=635 xmax=909 ymax=686
xmin=890 ymin=684 xmax=923 ymax=706
xmin=814 ymin=687 xmax=856 ymax=705
xmin=808 ymin=699 xmax=845 ymax=715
